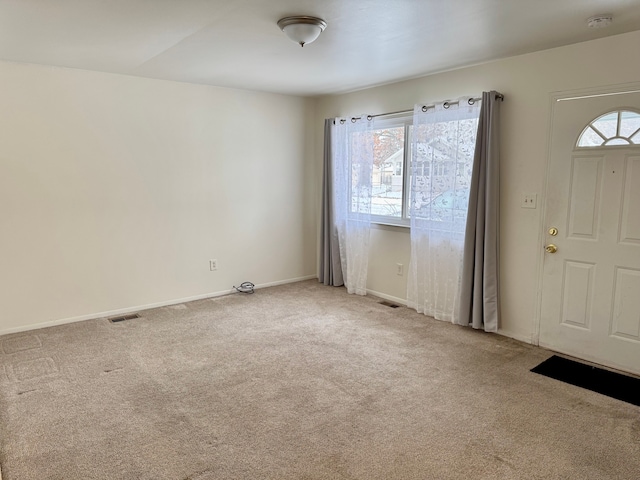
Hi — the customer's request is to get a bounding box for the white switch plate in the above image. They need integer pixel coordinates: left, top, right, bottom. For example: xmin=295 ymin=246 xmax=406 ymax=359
xmin=396 ymin=263 xmax=404 ymax=276
xmin=521 ymin=193 xmax=537 ymax=209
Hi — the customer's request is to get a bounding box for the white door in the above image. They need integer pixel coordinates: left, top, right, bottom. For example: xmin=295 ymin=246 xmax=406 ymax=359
xmin=539 ymin=91 xmax=640 ymax=375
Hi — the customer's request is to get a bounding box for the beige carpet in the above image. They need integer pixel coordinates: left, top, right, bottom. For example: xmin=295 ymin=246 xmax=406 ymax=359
xmin=0 ymin=280 xmax=638 ymax=479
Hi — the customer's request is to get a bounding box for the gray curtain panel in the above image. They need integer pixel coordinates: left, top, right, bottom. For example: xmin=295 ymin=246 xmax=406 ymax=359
xmin=457 ymin=91 xmax=502 ymax=332
xmin=319 ymin=118 xmax=344 ymax=286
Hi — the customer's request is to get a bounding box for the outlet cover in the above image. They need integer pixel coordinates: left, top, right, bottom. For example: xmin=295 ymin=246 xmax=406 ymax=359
xmin=209 ymin=259 xmax=218 ymax=271
xmin=521 ymin=193 xmax=537 ymax=209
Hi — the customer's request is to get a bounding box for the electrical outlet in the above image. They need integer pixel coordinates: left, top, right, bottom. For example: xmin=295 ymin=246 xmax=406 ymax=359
xmin=209 ymin=259 xmax=218 ymax=271
xmin=521 ymin=193 xmax=537 ymax=209
xmin=396 ymin=263 xmax=404 ymax=276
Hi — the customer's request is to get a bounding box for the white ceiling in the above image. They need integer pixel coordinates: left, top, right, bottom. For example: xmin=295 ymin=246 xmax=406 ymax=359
xmin=1 ymin=0 xmax=639 ymax=97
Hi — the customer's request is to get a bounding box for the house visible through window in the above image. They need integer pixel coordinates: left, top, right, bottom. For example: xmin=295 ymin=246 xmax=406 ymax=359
xmin=363 ymin=117 xmax=410 ymax=222
xmin=353 ymin=110 xmax=478 ymax=227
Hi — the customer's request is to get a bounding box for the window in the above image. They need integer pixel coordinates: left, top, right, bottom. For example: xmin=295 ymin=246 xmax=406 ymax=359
xmin=343 ymin=102 xmax=480 ymax=228
xmin=351 ymin=109 xmax=478 ymax=228
xmin=577 ymin=109 xmax=640 ymax=147
xmin=364 ymin=115 xmax=411 ymax=224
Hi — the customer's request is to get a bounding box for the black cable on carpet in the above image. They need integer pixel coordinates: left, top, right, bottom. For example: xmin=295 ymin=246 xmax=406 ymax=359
xmin=531 ymin=355 xmax=640 ymax=407
xmin=233 ymin=282 xmax=255 ymax=294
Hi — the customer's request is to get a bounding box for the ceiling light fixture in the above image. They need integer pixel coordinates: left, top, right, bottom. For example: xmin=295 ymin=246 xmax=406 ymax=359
xmin=277 ymin=16 xmax=327 ymax=47
xmin=587 ymin=14 xmax=613 ymax=29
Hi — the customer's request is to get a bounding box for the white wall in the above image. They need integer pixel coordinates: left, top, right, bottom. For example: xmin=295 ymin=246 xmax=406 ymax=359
xmin=315 ymin=30 xmax=640 ymax=342
xmin=0 ymin=62 xmax=317 ymax=333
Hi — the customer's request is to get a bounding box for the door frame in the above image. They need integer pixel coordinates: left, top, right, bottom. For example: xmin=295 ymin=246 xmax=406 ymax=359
xmin=533 ymin=81 xmax=640 ymax=348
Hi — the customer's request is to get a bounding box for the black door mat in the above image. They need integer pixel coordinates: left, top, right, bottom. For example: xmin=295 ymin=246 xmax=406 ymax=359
xmin=531 ymin=355 xmax=640 ymax=407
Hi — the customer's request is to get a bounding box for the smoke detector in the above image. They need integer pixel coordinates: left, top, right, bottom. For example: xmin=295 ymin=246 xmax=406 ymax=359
xmin=587 ymin=14 xmax=613 ymax=29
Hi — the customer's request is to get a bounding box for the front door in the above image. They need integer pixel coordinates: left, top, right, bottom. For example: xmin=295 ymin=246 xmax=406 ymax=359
xmin=539 ymin=91 xmax=640 ymax=375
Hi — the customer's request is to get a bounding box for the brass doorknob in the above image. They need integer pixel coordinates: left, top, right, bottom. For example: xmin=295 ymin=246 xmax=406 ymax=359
xmin=545 ymin=244 xmax=558 ymax=253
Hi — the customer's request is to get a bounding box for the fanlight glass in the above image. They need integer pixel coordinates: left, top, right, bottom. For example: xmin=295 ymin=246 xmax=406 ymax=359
xmin=577 ymin=110 xmax=640 ymax=147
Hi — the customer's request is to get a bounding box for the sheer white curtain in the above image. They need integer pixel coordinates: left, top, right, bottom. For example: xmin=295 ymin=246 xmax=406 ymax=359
xmin=407 ymin=98 xmax=481 ymax=322
xmin=333 ymin=116 xmax=375 ymax=295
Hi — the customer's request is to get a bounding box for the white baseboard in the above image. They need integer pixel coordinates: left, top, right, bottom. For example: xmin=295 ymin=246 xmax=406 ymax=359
xmin=251 ymin=275 xmax=317 ymax=290
xmin=2 ymin=276 xmax=535 ymax=349
xmin=366 ymin=289 xmax=408 ymax=306
xmin=497 ymin=328 xmax=533 ymax=344
xmin=366 ymin=289 xmax=533 ymax=345
xmin=0 ymin=275 xmax=317 ymax=336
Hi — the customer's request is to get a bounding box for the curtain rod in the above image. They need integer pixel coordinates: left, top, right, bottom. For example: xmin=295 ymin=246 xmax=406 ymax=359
xmin=336 ymin=93 xmax=504 ymax=124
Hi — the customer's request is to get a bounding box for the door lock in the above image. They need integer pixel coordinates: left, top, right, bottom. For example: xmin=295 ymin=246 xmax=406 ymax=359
xmin=548 ymin=227 xmax=558 ymax=236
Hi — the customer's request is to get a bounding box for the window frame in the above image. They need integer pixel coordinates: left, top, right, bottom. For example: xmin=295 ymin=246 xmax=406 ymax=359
xmin=576 ymin=108 xmax=640 ymax=148
xmin=365 ymin=113 xmax=413 ymax=228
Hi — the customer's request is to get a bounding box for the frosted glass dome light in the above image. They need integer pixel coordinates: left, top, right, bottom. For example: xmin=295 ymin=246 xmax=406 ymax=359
xmin=277 ymin=16 xmax=327 ymax=47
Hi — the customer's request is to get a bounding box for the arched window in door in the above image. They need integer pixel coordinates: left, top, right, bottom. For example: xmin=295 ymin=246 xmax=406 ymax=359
xmin=577 ymin=109 xmax=640 ymax=147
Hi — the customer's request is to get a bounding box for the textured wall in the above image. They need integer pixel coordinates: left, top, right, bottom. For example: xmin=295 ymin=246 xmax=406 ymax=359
xmin=315 ymin=30 xmax=640 ymax=342
xmin=0 ymin=62 xmax=317 ymax=333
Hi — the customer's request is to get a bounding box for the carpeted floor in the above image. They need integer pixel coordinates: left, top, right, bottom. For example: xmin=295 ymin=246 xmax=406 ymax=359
xmin=0 ymin=280 xmax=638 ymax=479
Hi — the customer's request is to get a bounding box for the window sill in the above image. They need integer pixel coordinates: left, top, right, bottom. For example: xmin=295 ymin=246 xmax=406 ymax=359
xmin=371 ymin=220 xmax=410 ymax=232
